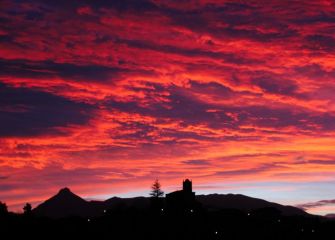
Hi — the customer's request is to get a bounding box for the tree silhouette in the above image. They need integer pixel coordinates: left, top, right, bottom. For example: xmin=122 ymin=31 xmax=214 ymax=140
xmin=23 ymin=203 xmax=32 ymax=215
xmin=0 ymin=201 xmax=8 ymax=216
xmin=150 ymin=179 xmax=164 ymax=198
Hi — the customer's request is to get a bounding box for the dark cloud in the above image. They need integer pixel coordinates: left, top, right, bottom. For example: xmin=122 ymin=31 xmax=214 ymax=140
xmin=313 ymin=113 xmax=335 ymax=131
xmin=293 ymin=13 xmax=335 ymax=25
xmin=117 ymin=38 xmax=263 ymax=65
xmin=293 ymin=64 xmax=330 ymax=79
xmin=108 ymin=81 xmax=335 ymax=135
xmin=308 ymin=160 xmax=335 ymax=165
xmin=215 ymin=153 xmax=287 ymax=161
xmin=110 ymin=121 xmax=157 ymax=142
xmin=188 ymin=80 xmax=235 ymax=97
xmin=0 ymin=35 xmax=13 ymax=43
xmin=160 ymin=129 xmax=217 ymax=142
xmin=234 ymin=105 xmax=335 ymax=131
xmin=304 ymin=34 xmax=335 ymax=51
xmin=109 ymin=84 xmax=235 ymax=129
xmin=0 ymin=59 xmax=154 ymax=82
xmin=88 ymin=0 xmax=158 ymax=12
xmin=296 ymin=199 xmax=335 ymax=210
xmin=0 ymin=151 xmax=32 ymax=158
xmin=24 ymin=10 xmax=44 ymax=21
xmin=168 ymin=2 xmax=296 ymax=42
xmin=221 ymin=26 xmax=296 ymax=42
xmin=0 ymin=83 xmax=94 ymax=137
xmin=182 ymin=159 xmax=210 ymax=165
xmin=11 ymin=0 xmax=158 ymax=13
xmin=252 ymin=76 xmax=299 ymax=96
xmin=214 ymin=163 xmax=281 ymax=177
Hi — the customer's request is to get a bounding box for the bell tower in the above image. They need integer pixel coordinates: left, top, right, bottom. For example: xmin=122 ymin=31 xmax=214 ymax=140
xmin=183 ymin=179 xmax=192 ymax=193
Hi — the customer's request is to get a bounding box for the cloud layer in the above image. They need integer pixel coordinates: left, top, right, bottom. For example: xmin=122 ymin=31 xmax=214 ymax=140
xmin=1 ymin=0 xmax=335 ymax=214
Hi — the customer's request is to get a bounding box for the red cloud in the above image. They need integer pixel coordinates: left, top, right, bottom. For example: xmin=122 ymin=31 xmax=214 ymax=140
xmin=1 ymin=0 xmax=335 ymax=212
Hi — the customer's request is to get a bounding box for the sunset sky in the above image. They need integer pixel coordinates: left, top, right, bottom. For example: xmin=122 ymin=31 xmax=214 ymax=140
xmin=1 ymin=0 xmax=335 ymax=215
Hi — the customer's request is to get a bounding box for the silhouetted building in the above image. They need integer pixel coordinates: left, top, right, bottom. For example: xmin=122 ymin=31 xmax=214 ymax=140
xmin=183 ymin=179 xmax=192 ymax=193
xmin=166 ymin=179 xmax=196 ymax=211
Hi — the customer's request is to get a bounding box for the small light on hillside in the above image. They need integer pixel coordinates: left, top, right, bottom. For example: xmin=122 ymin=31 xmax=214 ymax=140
xmin=87 ymin=218 xmax=90 ymax=222
xmin=103 ymin=209 xmax=106 ymax=213
xmin=161 ymin=208 xmax=164 ymax=212
xmin=190 ymin=209 xmax=193 ymax=213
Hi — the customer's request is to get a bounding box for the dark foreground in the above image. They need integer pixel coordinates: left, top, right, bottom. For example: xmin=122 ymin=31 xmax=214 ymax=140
xmin=2 ymin=208 xmax=335 ymax=240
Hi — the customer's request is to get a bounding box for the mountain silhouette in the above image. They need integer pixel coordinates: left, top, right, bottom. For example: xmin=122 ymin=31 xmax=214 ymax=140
xmin=33 ymin=187 xmax=98 ymax=218
xmin=33 ymin=188 xmax=309 ymax=218
xmin=325 ymin=213 xmax=335 ymax=218
xmin=196 ymin=194 xmax=309 ymax=216
xmin=104 ymin=196 xmax=150 ymax=210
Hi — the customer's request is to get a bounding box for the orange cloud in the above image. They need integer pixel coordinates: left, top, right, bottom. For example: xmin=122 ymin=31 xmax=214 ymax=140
xmin=1 ymin=0 xmax=335 ymax=213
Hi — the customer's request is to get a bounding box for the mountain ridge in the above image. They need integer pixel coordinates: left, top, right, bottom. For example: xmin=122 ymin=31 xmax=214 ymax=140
xmin=33 ymin=187 xmax=98 ymax=218
xmin=33 ymin=188 xmax=311 ymax=218
xmin=196 ymin=193 xmax=308 ymax=216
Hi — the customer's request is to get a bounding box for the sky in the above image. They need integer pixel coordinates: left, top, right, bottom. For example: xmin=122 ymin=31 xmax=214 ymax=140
xmin=1 ymin=0 xmax=335 ymax=215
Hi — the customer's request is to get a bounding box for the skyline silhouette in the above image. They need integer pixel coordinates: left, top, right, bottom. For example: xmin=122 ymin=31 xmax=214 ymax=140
xmin=0 ymin=179 xmax=320 ymax=218
xmin=1 ymin=179 xmax=334 ymax=240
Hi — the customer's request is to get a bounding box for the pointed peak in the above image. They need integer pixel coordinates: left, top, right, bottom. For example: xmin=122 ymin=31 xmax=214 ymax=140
xmin=58 ymin=187 xmax=71 ymax=194
xmin=46 ymin=187 xmax=86 ymax=203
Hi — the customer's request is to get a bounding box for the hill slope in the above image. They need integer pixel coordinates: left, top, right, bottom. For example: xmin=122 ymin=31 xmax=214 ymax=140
xmin=33 ymin=187 xmax=97 ymax=218
xmin=33 ymin=189 xmax=309 ymax=218
xmin=196 ymin=193 xmax=308 ymax=216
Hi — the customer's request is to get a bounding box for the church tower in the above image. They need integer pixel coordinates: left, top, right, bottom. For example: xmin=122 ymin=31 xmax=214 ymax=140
xmin=166 ymin=179 xmax=197 ymax=212
xmin=183 ymin=179 xmax=192 ymax=193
